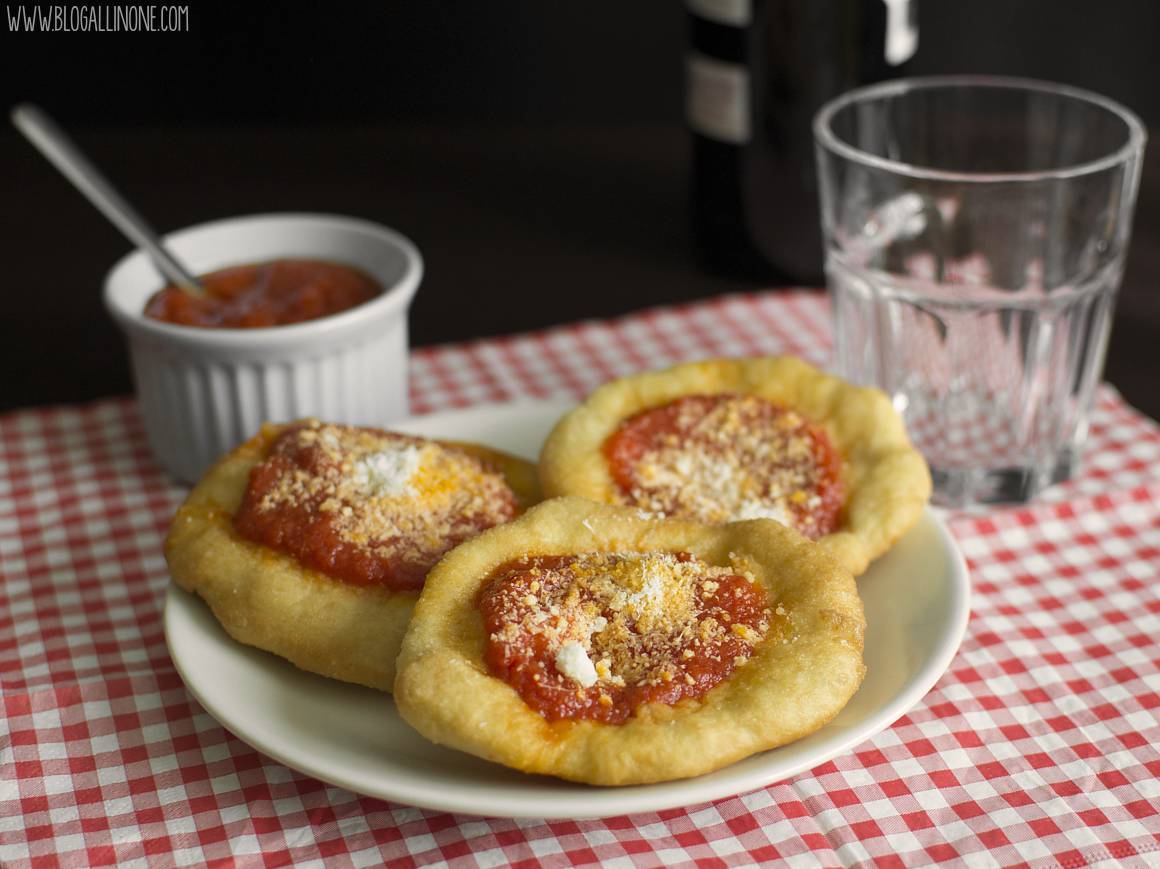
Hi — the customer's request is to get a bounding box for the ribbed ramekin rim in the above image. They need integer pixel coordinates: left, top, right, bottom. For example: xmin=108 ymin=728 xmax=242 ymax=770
xmin=103 ymin=212 xmax=422 ymax=349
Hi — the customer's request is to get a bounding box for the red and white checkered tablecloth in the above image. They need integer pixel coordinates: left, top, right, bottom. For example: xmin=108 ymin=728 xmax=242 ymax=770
xmin=2 ymin=291 xmax=1158 ymax=867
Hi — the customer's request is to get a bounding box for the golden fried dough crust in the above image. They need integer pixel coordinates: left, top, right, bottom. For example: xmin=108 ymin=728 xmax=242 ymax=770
xmin=165 ymin=423 xmax=539 ymax=691
xmin=394 ymin=497 xmax=866 ymax=785
xmin=538 ymin=357 xmax=931 ymax=575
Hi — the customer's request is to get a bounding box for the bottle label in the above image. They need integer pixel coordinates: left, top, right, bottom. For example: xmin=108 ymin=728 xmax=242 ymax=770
xmin=686 ymin=52 xmax=750 ymax=144
xmin=686 ymin=0 xmax=751 ymax=26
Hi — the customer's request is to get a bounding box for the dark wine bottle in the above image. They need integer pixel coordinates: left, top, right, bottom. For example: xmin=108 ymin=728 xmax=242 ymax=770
xmin=688 ymin=0 xmax=918 ymax=283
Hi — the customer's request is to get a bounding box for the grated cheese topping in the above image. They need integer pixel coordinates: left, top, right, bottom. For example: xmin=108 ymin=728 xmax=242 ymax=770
xmin=603 ymin=393 xmax=843 ymax=539
xmin=233 ymin=420 xmax=519 ymax=590
xmin=479 ymin=550 xmax=774 ymax=723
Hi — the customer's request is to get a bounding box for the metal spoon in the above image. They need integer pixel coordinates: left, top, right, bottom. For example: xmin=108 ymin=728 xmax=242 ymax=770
xmin=11 ymin=103 xmax=204 ymax=296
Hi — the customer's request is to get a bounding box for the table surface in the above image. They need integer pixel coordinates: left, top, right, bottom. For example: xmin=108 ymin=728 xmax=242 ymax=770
xmin=2 ymin=291 xmax=1158 ymax=867
xmin=3 ymin=122 xmax=1160 ymax=422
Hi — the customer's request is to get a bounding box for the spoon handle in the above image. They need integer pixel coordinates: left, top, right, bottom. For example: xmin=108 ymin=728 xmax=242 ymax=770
xmin=11 ymin=103 xmax=203 ymax=296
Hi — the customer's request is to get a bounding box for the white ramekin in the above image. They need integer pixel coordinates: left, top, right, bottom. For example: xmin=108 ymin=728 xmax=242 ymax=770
xmin=104 ymin=213 xmax=422 ymax=484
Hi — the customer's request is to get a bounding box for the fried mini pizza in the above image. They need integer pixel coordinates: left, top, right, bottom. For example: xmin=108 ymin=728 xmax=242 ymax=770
xmin=539 ymin=357 xmax=931 ymax=575
xmin=165 ymin=420 xmax=539 ymax=691
xmin=394 ymin=497 xmax=866 ymax=785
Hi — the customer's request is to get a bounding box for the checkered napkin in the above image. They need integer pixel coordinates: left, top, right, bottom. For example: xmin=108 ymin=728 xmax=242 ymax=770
xmin=2 ymin=291 xmax=1158 ymax=867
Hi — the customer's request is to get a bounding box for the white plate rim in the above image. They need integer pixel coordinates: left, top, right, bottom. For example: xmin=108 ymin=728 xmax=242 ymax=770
xmin=164 ymin=400 xmax=972 ymax=819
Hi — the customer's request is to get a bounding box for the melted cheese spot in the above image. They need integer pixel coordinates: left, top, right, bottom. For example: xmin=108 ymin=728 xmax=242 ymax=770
xmin=733 ymin=499 xmax=795 ymax=525
xmin=349 ymin=444 xmax=425 ymax=498
xmin=555 ymin=642 xmax=598 ymax=688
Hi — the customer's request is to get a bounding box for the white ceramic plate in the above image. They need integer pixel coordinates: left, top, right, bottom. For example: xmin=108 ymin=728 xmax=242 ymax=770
xmin=165 ymin=400 xmax=971 ymax=819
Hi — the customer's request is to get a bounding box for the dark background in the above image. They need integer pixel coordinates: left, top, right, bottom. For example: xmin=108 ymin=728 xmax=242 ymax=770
xmin=3 ymin=1 xmax=1158 ymax=417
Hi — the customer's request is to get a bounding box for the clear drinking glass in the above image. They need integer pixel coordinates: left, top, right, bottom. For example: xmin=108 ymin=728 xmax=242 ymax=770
xmin=814 ymin=76 xmax=1146 ymax=506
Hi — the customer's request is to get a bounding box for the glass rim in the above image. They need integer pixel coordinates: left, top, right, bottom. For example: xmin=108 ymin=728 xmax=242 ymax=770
xmin=813 ymin=74 xmax=1147 ymax=183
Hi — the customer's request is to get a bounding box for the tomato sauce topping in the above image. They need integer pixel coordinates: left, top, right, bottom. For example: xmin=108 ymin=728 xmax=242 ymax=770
xmin=603 ymin=394 xmax=844 ymax=538
xmin=233 ymin=421 xmax=519 ymax=590
xmin=144 ymin=258 xmax=379 ymax=328
xmin=478 ymin=551 xmax=773 ymax=724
